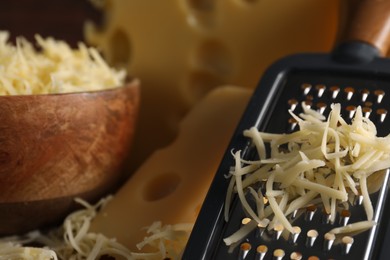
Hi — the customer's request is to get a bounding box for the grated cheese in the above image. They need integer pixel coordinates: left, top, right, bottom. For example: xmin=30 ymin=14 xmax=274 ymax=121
xmin=0 ymin=31 xmax=126 ymax=95
xmin=0 ymin=197 xmax=192 ymax=260
xmin=224 ymin=103 xmax=390 ymax=243
xmin=0 ymin=242 xmax=57 ymax=260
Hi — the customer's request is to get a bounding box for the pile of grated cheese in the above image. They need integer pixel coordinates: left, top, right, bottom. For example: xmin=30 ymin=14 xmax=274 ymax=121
xmin=0 ymin=242 xmax=57 ymax=260
xmin=0 ymin=31 xmax=126 ymax=95
xmin=0 ymin=196 xmax=192 ymax=260
xmin=224 ymin=103 xmax=390 ymax=245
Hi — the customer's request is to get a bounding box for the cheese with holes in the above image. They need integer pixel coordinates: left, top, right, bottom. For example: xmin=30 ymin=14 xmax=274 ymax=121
xmin=90 ymin=86 xmax=251 ymax=251
xmin=85 ymin=0 xmax=342 ymax=173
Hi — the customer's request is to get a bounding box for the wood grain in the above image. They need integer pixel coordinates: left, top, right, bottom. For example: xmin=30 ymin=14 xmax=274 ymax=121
xmin=0 ymin=80 xmax=139 ymax=235
xmin=342 ymin=0 xmax=390 ymax=56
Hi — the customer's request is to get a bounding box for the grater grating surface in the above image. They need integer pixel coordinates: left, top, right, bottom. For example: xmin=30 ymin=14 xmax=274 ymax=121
xmin=183 ymin=1 xmax=390 ymax=256
xmin=183 ymin=65 xmax=390 ymax=260
xmin=211 ymin=70 xmax=390 ymax=260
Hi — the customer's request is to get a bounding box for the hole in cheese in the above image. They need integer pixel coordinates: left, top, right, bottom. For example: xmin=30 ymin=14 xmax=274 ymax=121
xmin=143 ymin=172 xmax=182 ymax=201
xmin=109 ymin=28 xmax=131 ymax=67
xmin=184 ymin=0 xmax=217 ymax=28
xmin=187 ymin=0 xmax=215 ymax=11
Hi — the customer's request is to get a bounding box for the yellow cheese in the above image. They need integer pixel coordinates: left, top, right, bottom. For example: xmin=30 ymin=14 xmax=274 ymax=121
xmin=85 ymin=0 xmax=343 ymax=173
xmin=0 ymin=244 xmax=57 ymax=260
xmin=0 ymin=31 xmax=125 ymax=95
xmin=90 ymin=86 xmax=251 ymax=251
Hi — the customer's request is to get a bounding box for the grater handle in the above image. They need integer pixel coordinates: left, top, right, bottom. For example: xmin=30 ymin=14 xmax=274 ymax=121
xmin=343 ymin=0 xmax=390 ymax=56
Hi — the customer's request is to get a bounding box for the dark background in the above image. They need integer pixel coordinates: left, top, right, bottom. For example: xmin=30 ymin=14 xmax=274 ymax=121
xmin=0 ymin=0 xmax=102 ymax=46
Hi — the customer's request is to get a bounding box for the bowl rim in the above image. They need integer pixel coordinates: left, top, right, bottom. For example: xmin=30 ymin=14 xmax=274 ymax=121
xmin=0 ymin=78 xmax=139 ymax=98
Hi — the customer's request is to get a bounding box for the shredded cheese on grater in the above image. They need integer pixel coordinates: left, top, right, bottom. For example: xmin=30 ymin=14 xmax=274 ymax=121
xmin=224 ymin=103 xmax=390 ymax=245
xmin=0 ymin=31 xmax=126 ymax=95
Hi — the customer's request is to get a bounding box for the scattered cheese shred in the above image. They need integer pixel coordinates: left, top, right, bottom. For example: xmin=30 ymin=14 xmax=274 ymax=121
xmin=0 ymin=197 xmax=192 ymax=260
xmin=0 ymin=31 xmax=126 ymax=95
xmin=223 ymin=220 xmax=258 ymax=246
xmin=0 ymin=242 xmax=57 ymax=260
xmin=224 ymin=103 xmax=390 ymax=243
xmin=135 ymin=221 xmax=194 ymax=259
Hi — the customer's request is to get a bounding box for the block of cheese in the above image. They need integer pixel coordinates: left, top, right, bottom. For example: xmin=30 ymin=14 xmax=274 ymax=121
xmin=85 ymin=0 xmax=343 ymax=174
xmin=90 ymin=86 xmax=251 ymax=251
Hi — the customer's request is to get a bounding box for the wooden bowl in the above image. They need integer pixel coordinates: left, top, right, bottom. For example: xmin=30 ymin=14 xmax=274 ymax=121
xmin=0 ymin=79 xmax=140 ymax=235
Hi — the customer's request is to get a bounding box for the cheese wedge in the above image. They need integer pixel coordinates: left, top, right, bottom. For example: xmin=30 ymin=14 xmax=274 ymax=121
xmin=90 ymin=86 xmax=251 ymax=251
xmin=85 ymin=0 xmax=342 ymax=174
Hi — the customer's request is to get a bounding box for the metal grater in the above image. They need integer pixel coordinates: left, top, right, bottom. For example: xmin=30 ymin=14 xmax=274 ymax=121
xmin=183 ymin=1 xmax=390 ymax=257
xmin=183 ymin=64 xmax=390 ymax=260
xmin=210 ymin=72 xmax=390 ymax=260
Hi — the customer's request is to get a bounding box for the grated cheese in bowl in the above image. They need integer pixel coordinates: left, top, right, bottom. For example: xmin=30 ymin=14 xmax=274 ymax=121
xmin=0 ymin=31 xmax=126 ymax=95
xmin=223 ymin=103 xmax=390 ymax=246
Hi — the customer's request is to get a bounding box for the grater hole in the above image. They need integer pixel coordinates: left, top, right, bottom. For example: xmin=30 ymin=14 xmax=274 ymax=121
xmin=273 ymin=249 xmax=285 ymax=260
xmin=305 ymin=204 xmax=317 ymax=221
xmin=238 ymin=242 xmax=251 ymax=259
xmin=308 ymin=256 xmax=320 ymax=260
xmin=346 ymin=105 xmax=357 ymax=119
xmin=354 ymin=191 xmax=364 ymax=206
xmin=303 ymin=100 xmax=312 ymax=109
xmin=329 ymin=86 xmax=340 ymax=99
xmin=288 ymin=118 xmax=298 ymax=131
xmin=256 ymin=219 xmax=270 ymax=237
xmin=273 ymin=223 xmax=284 ymax=240
xmin=258 ymin=219 xmax=269 ymax=228
xmin=361 ymin=89 xmax=370 ymax=102
xmin=364 ymin=101 xmax=373 ymax=107
xmin=288 ymin=98 xmax=298 ymax=111
xmin=290 ymin=251 xmax=302 ymax=260
xmin=339 ymin=209 xmax=351 ymax=226
xmin=321 ymin=208 xmax=331 ymax=224
xmin=289 ymin=226 xmax=301 ymax=244
xmin=377 ymin=108 xmax=388 ymax=122
xmin=344 ymin=87 xmax=355 ymax=100
xmin=374 ymin=89 xmax=385 ymax=103
xmin=241 ymin=217 xmax=251 ymax=225
xmin=301 ymin=83 xmax=312 ymax=95
xmin=315 ymin=84 xmax=326 ymax=98
xmin=306 ymin=229 xmax=319 ymax=247
xmin=324 ymin=232 xmax=336 ymax=251
xmin=342 ymin=236 xmax=354 ymax=254
xmin=362 ymin=106 xmax=372 ymax=118
xmin=256 ymin=245 xmax=268 ymax=259
xmin=316 ymin=102 xmax=327 ymax=114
